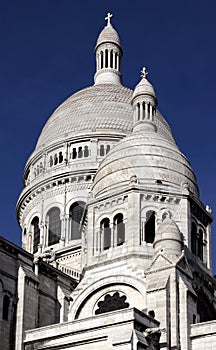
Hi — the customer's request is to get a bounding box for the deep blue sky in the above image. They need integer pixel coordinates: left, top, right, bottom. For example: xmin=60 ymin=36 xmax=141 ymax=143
xmin=1 ymin=0 xmax=216 ymax=273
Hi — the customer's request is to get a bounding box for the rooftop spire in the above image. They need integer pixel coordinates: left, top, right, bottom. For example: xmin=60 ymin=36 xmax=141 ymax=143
xmin=105 ymin=12 xmax=113 ymax=26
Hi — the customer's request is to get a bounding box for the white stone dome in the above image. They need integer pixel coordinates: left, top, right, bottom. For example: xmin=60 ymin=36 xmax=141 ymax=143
xmin=132 ymin=76 xmax=157 ymax=101
xmin=35 ymin=84 xmax=133 ymax=151
xmin=92 ymin=127 xmax=199 ymax=199
xmin=96 ymin=24 xmax=121 ymax=49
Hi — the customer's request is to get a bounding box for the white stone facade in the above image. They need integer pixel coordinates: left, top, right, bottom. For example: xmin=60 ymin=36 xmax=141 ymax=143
xmin=1 ymin=13 xmax=216 ymax=350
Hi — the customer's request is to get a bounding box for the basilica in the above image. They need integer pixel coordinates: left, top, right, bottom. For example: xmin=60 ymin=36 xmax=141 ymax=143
xmin=1 ymin=13 xmax=216 ymax=350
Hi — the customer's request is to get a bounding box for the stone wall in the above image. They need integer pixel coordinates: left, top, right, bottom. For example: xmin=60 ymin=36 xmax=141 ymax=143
xmin=0 ymin=237 xmax=76 ymax=350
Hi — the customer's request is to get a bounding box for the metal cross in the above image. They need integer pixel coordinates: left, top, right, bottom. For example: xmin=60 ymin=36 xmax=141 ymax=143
xmin=141 ymin=67 xmax=148 ymax=78
xmin=105 ymin=12 xmax=113 ymax=26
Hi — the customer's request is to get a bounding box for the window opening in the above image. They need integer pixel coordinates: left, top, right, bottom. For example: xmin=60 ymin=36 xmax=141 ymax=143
xmin=47 ymin=207 xmax=61 ymax=246
xmin=72 ymin=148 xmax=77 ymax=159
xmin=191 ymin=223 xmax=197 ymax=255
xmin=95 ymin=292 xmax=129 ymax=315
xmin=198 ymin=229 xmax=203 ymax=260
xmin=100 ymin=145 xmax=105 ymax=156
xmin=114 ymin=213 xmax=125 ymax=246
xmin=59 ymin=152 xmax=63 ymax=163
xmin=100 ymin=218 xmax=111 ymax=250
xmin=84 ymin=146 xmax=89 ymax=158
xmin=110 ymin=50 xmax=113 ymax=68
xmin=106 ymin=145 xmax=111 ymax=154
xmin=78 ymin=147 xmax=83 ymax=158
xmin=54 ymin=154 xmax=58 ymax=165
xmin=2 ymin=295 xmax=10 ymax=321
xmin=69 ymin=201 xmax=85 ymax=240
xmin=105 ymin=49 xmax=108 ymax=68
xmin=32 ymin=216 xmax=40 ymax=253
xmin=145 ymin=211 xmax=155 ymax=243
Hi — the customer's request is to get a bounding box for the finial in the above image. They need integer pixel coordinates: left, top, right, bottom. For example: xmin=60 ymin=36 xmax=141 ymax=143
xmin=105 ymin=12 xmax=113 ymax=26
xmin=141 ymin=67 xmax=148 ymax=79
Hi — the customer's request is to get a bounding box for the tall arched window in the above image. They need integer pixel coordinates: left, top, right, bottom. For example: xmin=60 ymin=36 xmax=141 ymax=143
xmin=145 ymin=211 xmax=155 ymax=243
xmin=69 ymin=202 xmax=85 ymax=240
xmin=31 ymin=217 xmax=40 ymax=253
xmin=198 ymin=229 xmax=203 ymax=260
xmin=105 ymin=49 xmax=108 ymax=68
xmin=47 ymin=207 xmax=61 ymax=246
xmin=100 ymin=218 xmax=111 ymax=250
xmin=114 ymin=213 xmax=125 ymax=246
xmin=137 ymin=103 xmax=140 ymax=121
xmin=2 ymin=295 xmax=10 ymax=321
xmin=110 ymin=50 xmax=113 ymax=68
xmin=191 ymin=222 xmax=197 ymax=255
xmin=100 ymin=51 xmax=104 ymax=69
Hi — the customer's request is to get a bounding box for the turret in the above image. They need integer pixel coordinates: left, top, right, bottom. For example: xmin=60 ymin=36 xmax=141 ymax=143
xmin=132 ymin=68 xmax=158 ymax=133
xmin=94 ymin=13 xmax=123 ymax=85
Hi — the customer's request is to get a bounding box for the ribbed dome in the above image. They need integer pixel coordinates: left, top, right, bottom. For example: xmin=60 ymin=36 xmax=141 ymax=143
xmin=96 ymin=24 xmax=121 ymax=49
xmin=35 ymin=84 xmax=133 ymax=150
xmin=92 ymin=130 xmax=199 ymax=199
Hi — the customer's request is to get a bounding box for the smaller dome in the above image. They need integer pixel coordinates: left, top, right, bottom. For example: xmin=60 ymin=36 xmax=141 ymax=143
xmin=132 ymin=68 xmax=157 ymax=102
xmin=154 ymin=213 xmax=182 ymax=256
xmin=96 ymin=24 xmax=121 ymax=49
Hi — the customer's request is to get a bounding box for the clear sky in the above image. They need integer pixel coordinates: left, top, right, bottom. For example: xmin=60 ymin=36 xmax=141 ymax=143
xmin=1 ymin=0 xmax=216 ymax=273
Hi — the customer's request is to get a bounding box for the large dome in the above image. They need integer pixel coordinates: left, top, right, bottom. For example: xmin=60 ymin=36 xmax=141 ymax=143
xmin=92 ymin=130 xmax=199 ymax=199
xmin=35 ymin=84 xmax=133 ymax=151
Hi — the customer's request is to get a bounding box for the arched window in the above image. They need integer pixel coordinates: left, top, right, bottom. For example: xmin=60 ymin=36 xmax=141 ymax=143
xmin=106 ymin=145 xmax=111 ymax=154
xmin=105 ymin=49 xmax=108 ymax=68
xmin=69 ymin=202 xmax=85 ymax=240
xmin=137 ymin=103 xmax=140 ymax=120
xmin=110 ymin=50 xmax=113 ymax=68
xmin=198 ymin=229 xmax=203 ymax=260
xmin=100 ymin=145 xmax=105 ymax=156
xmin=54 ymin=154 xmax=58 ymax=165
xmin=47 ymin=207 xmax=61 ymax=246
xmin=2 ymin=295 xmax=10 ymax=321
xmin=31 ymin=217 xmax=40 ymax=253
xmin=145 ymin=211 xmax=155 ymax=243
xmin=100 ymin=218 xmax=111 ymax=250
xmin=100 ymin=51 xmax=104 ymax=69
xmin=72 ymin=148 xmax=77 ymax=159
xmin=78 ymin=147 xmax=83 ymax=158
xmin=59 ymin=152 xmax=63 ymax=163
xmin=115 ymin=52 xmax=118 ymax=69
xmin=114 ymin=213 xmax=125 ymax=246
xmin=191 ymin=222 xmax=197 ymax=255
xmin=49 ymin=156 xmax=53 ymax=167
xmin=95 ymin=292 xmax=129 ymax=315
xmin=196 ymin=289 xmax=216 ymax=322
xmin=84 ymin=146 xmax=89 ymax=158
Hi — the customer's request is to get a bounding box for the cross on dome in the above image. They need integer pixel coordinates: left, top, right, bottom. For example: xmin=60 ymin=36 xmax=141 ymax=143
xmin=105 ymin=12 xmax=113 ymax=26
xmin=141 ymin=67 xmax=148 ymax=79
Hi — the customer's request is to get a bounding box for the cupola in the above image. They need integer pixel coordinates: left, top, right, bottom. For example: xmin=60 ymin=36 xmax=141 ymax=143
xmin=94 ymin=13 xmax=123 ymax=85
xmin=132 ymin=68 xmax=158 ymax=133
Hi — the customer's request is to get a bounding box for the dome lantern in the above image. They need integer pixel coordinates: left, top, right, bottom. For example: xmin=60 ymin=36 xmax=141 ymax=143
xmin=94 ymin=13 xmax=123 ymax=85
xmin=132 ymin=68 xmax=158 ymax=133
